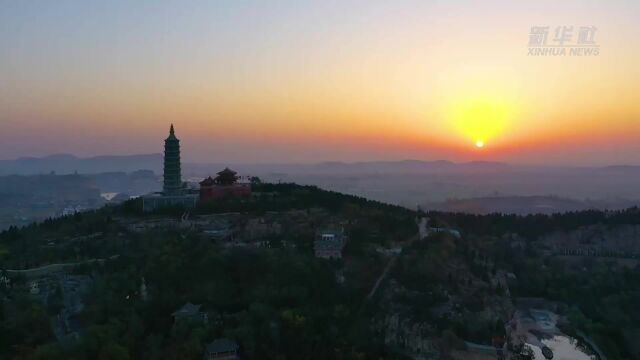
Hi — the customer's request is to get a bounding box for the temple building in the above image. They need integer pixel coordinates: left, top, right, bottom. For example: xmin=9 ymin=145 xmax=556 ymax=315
xmin=199 ymin=168 xmax=252 ymax=202
xmin=142 ymin=125 xmax=197 ymax=212
xmin=142 ymin=125 xmax=253 ymax=212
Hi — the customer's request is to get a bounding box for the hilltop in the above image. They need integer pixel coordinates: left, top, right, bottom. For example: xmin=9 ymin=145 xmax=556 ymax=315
xmin=0 ymin=183 xmax=638 ymax=360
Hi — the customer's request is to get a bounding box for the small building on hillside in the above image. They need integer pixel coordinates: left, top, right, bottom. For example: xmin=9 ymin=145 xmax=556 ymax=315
xmin=314 ymin=227 xmax=346 ymax=259
xmin=199 ymin=168 xmax=251 ymax=203
xmin=172 ymin=302 xmax=208 ymax=324
xmin=203 ymin=338 xmax=239 ymax=360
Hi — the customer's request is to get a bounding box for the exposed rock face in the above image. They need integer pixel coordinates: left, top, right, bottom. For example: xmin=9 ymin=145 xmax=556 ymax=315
xmin=377 ymin=313 xmax=440 ymax=359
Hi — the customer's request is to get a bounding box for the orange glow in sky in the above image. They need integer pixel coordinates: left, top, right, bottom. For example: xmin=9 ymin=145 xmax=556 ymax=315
xmin=1 ymin=1 xmax=639 ymax=165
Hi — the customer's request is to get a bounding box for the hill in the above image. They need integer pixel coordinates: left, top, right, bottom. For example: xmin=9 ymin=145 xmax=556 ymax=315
xmin=0 ymin=183 xmax=638 ymax=360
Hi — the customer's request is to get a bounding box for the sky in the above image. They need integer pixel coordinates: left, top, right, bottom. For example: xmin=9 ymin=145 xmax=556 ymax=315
xmin=1 ymin=0 xmax=639 ymax=165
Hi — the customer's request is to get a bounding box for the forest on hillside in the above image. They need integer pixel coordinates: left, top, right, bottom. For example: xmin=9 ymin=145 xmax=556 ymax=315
xmin=0 ymin=184 xmax=638 ymax=359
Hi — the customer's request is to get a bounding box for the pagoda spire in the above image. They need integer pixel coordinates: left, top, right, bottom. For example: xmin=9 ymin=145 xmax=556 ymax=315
xmin=166 ymin=123 xmax=178 ymax=141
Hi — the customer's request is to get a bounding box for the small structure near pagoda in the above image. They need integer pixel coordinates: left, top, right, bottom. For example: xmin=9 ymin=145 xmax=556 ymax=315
xmin=199 ymin=168 xmax=251 ymax=202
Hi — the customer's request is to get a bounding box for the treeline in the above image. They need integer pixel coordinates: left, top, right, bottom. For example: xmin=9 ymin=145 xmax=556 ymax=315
xmin=123 ymin=183 xmax=415 ymax=218
xmin=0 ymin=211 xmax=121 ymax=269
xmin=429 ymin=207 xmax=640 ymax=239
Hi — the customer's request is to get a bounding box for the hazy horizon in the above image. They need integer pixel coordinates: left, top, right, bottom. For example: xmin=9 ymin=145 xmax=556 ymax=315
xmin=4 ymin=150 xmax=640 ymax=168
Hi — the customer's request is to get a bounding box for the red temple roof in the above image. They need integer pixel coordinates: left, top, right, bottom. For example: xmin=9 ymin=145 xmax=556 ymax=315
xmin=199 ymin=176 xmax=215 ymax=186
xmin=217 ymin=167 xmax=237 ymax=176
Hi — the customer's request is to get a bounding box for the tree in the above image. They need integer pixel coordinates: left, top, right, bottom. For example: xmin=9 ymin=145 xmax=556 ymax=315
xmin=250 ymin=176 xmax=263 ymax=185
xmin=98 ymin=343 xmax=131 ymax=360
xmin=142 ymin=334 xmax=164 ymax=360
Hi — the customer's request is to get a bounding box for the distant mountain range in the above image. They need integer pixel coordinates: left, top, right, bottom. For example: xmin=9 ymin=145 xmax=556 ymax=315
xmin=3 ymin=154 xmax=640 ymax=215
xmin=4 ymin=153 xmax=640 ymax=176
xmin=290 ymin=159 xmax=512 ymax=173
xmin=0 ymin=153 xmax=163 ymax=175
xmin=1 ymin=154 xmax=508 ymax=175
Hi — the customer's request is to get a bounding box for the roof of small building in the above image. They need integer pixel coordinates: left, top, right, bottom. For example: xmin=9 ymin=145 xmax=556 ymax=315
xmin=205 ymin=338 xmax=239 ymax=353
xmin=200 ymin=176 xmax=215 ymax=186
xmin=318 ymin=224 xmax=344 ymax=232
xmin=213 ymin=167 xmax=240 ymax=185
xmin=217 ymin=167 xmax=237 ymax=176
xmin=172 ymin=302 xmax=201 ymax=317
xmin=316 ymin=226 xmax=345 ymax=238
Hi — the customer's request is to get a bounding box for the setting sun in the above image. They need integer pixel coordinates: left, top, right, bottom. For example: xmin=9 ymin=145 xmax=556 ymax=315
xmin=451 ymin=97 xmax=512 ymax=147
